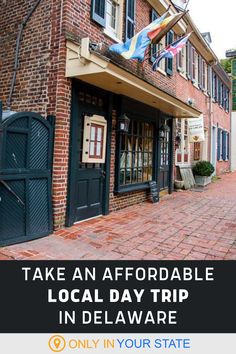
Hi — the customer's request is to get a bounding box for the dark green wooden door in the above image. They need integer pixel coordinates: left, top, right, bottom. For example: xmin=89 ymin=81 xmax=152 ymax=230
xmin=67 ymin=82 xmax=109 ymax=225
xmin=75 ymin=111 xmax=105 ymax=221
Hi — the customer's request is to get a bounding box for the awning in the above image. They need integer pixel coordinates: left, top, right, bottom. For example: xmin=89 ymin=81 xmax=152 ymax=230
xmin=66 ymin=39 xmax=201 ymax=119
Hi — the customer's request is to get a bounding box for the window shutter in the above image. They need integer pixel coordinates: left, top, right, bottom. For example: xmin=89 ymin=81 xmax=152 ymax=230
xmin=166 ymin=31 xmax=173 ymax=75
xmin=218 ymin=79 xmax=221 ymax=104
xmin=198 ymin=55 xmax=202 ymax=88
xmin=207 ymin=65 xmax=211 ymax=95
xmin=191 ymin=47 xmax=196 ymax=82
xmin=227 ymin=133 xmax=230 ymax=159
xmin=186 ymin=42 xmax=192 ymax=79
xmin=150 ymin=10 xmax=158 ymax=62
xmin=226 ymin=90 xmax=229 ymax=112
xmin=222 ymin=131 xmax=227 ymax=160
xmin=91 ymin=0 xmax=106 ymax=27
xmin=214 ymin=74 xmax=218 ymax=101
xmin=126 ymin=0 xmax=135 ymax=40
xmin=212 ymin=70 xmax=215 ymax=98
xmin=217 ymin=128 xmax=221 ymax=161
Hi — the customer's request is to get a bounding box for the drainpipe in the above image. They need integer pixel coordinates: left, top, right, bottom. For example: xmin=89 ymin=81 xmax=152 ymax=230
xmin=6 ymin=0 xmax=43 ymax=110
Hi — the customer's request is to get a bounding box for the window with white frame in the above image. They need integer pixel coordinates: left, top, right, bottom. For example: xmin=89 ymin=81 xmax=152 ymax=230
xmin=176 ymin=119 xmax=190 ymax=165
xmin=105 ymin=0 xmax=122 ymax=39
xmin=91 ymin=0 xmax=123 ymax=40
xmin=177 ymin=40 xmax=186 ymax=74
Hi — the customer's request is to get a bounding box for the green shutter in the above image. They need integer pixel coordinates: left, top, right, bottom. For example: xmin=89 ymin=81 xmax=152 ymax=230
xmin=150 ymin=10 xmax=158 ymax=63
xmin=166 ymin=31 xmax=173 ymax=75
xmin=222 ymin=131 xmax=227 ymax=160
xmin=91 ymin=0 xmax=106 ymax=27
xmin=217 ymin=128 xmax=221 ymax=161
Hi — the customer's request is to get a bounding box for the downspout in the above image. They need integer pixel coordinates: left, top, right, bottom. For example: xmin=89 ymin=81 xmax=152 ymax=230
xmin=6 ymin=0 xmax=43 ymax=110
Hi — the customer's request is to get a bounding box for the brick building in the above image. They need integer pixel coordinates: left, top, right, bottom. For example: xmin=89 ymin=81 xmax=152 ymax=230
xmin=0 ymin=0 xmax=231 ymax=244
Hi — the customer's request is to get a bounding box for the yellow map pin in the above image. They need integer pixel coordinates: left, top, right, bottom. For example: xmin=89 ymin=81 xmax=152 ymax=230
xmin=54 ymin=338 xmax=61 ymax=349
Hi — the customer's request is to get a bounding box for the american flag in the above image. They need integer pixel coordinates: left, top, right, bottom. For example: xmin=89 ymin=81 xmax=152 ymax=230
xmin=152 ymin=32 xmax=192 ymax=71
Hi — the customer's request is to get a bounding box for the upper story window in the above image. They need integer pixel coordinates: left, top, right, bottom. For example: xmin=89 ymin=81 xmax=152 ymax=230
xmin=106 ymin=0 xmax=119 ymax=37
xmin=150 ymin=9 xmax=167 ymax=74
xmin=166 ymin=30 xmax=174 ymax=75
xmin=126 ymin=0 xmax=135 ymax=40
xmin=91 ymin=0 xmax=123 ymax=40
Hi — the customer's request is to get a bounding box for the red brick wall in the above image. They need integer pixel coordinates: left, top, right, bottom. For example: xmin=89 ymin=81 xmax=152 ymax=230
xmin=0 ymin=0 xmax=72 ymax=229
xmin=0 ymin=0 xmax=52 ymax=115
xmin=63 ymin=0 xmax=177 ymax=96
xmin=175 ymin=70 xmax=230 ymax=176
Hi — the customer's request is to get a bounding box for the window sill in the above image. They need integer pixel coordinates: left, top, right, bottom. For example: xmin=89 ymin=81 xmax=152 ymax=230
xmin=157 ymin=67 xmax=167 ymax=76
xmin=103 ymin=29 xmax=122 ymax=43
xmin=179 ymin=72 xmax=188 ymax=80
xmin=115 ymin=182 xmax=150 ymax=194
xmin=193 ymin=82 xmax=199 ymax=90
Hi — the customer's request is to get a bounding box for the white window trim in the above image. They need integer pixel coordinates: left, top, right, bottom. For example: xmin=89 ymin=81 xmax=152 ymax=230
xmin=175 ymin=119 xmax=190 ymax=166
xmin=82 ymin=115 xmax=107 ymax=163
xmin=104 ymin=0 xmax=123 ymax=42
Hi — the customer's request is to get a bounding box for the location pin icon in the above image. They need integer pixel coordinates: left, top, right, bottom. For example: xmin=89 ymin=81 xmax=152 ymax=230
xmin=54 ymin=338 xmax=61 ymax=349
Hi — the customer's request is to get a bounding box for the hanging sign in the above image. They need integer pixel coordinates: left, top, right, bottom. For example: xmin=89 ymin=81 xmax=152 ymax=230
xmin=188 ymin=115 xmax=205 ymax=142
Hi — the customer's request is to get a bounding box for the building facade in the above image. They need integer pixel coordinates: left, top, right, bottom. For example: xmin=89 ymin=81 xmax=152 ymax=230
xmin=0 ymin=0 xmax=231 ymax=240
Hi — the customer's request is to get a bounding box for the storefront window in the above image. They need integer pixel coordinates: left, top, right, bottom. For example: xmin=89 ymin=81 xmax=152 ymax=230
xmin=119 ymin=120 xmax=154 ymax=186
xmin=176 ymin=118 xmax=190 ymax=165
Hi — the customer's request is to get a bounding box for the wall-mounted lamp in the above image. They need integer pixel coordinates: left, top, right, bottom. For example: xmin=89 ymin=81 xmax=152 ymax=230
xmin=175 ymin=133 xmax=181 ymax=144
xmin=159 ymin=124 xmax=170 ymax=139
xmin=117 ymin=113 xmax=130 ymax=133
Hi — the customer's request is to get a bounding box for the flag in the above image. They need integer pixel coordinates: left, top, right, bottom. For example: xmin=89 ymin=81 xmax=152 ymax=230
xmin=152 ymin=32 xmax=192 ymax=71
xmin=172 ymin=0 xmax=188 ymax=11
xmin=109 ymin=12 xmax=183 ymax=62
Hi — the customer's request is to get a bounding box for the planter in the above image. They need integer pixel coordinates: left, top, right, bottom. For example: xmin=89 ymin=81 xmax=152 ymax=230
xmin=194 ymin=175 xmax=211 ymax=187
xmin=174 ymin=180 xmax=184 ymax=189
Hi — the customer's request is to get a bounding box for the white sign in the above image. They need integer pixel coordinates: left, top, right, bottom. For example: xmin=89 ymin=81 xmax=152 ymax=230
xmin=188 ymin=115 xmax=205 ymax=142
xmin=171 ymin=0 xmax=187 ymax=10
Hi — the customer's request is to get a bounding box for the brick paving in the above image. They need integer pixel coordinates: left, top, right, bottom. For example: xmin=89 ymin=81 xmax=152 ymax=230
xmin=1 ymin=172 xmax=236 ymax=261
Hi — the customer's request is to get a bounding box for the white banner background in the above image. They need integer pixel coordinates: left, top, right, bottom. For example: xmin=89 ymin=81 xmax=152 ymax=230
xmin=0 ymin=333 xmax=235 ymax=354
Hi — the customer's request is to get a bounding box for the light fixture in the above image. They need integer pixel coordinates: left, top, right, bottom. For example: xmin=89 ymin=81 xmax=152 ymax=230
xmin=117 ymin=113 xmax=130 ymax=133
xmin=159 ymin=124 xmax=170 ymax=139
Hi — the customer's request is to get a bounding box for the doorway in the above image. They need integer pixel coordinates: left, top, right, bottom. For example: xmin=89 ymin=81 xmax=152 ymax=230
xmin=66 ymin=82 xmax=111 ymax=225
xmin=159 ymin=119 xmax=172 ymax=190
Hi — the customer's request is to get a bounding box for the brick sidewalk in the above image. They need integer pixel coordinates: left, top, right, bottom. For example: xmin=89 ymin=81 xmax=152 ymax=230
xmin=1 ymin=172 xmax=236 ymax=260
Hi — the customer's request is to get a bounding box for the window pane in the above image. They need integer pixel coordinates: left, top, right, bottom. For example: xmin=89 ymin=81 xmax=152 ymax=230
xmin=96 ymin=142 xmax=101 ymax=156
xmin=89 ymin=142 xmax=95 ymax=156
xmin=97 ymin=127 xmax=102 ymax=141
xmin=119 ymin=120 xmax=154 ymax=186
xmin=90 ymin=126 xmax=96 ymax=141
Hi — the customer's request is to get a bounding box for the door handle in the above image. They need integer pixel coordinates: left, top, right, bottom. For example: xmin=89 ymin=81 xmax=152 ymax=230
xmin=101 ymin=171 xmax=106 ymax=178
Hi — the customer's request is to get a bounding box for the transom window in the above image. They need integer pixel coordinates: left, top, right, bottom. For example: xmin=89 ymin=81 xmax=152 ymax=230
xmin=119 ymin=120 xmax=154 ymax=186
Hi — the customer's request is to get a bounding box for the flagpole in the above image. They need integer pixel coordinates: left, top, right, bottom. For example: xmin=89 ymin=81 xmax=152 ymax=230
xmin=184 ymin=0 xmax=190 ymax=11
